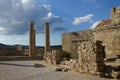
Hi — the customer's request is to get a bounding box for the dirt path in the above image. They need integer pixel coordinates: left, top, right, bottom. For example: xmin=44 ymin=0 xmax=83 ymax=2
xmin=0 ymin=61 xmax=117 ymax=80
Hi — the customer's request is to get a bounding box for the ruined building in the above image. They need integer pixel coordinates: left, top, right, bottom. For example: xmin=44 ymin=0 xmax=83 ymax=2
xmin=62 ymin=6 xmax=120 ymax=59
xmin=62 ymin=6 xmax=120 ymax=75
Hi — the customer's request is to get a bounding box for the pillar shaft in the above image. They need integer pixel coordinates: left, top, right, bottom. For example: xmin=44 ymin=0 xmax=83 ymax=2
xmin=45 ymin=22 xmax=51 ymax=57
xmin=33 ymin=30 xmax=36 ymax=55
xmin=29 ymin=21 xmax=36 ymax=57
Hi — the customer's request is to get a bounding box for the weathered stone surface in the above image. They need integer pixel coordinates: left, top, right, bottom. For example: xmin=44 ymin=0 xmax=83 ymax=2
xmin=29 ymin=21 xmax=36 ymax=57
xmin=62 ymin=33 xmax=72 ymax=54
xmin=45 ymin=50 xmax=61 ymax=65
xmin=62 ymin=25 xmax=120 ymax=59
xmin=94 ymin=26 xmax=120 ymax=59
xmin=75 ymin=40 xmax=105 ymax=74
xmin=111 ymin=6 xmax=120 ymax=24
xmin=112 ymin=71 xmax=120 ymax=79
xmin=63 ymin=30 xmax=105 ymax=75
xmin=61 ymin=59 xmax=77 ymax=69
xmin=44 ymin=22 xmax=51 ymax=58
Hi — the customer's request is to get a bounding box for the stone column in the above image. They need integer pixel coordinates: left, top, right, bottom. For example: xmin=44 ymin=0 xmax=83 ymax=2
xmin=44 ymin=22 xmax=51 ymax=58
xmin=29 ymin=21 xmax=36 ymax=57
xmin=33 ymin=30 xmax=36 ymax=55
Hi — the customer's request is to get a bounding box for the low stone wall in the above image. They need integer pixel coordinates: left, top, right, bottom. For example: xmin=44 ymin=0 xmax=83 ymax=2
xmin=45 ymin=50 xmax=61 ymax=65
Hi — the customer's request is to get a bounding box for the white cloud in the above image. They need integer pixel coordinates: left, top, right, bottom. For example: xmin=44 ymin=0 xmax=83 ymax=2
xmin=45 ymin=12 xmax=55 ymax=19
xmin=72 ymin=14 xmax=93 ymax=25
xmin=0 ymin=0 xmax=65 ymax=35
xmin=43 ymin=12 xmax=65 ymax=25
xmin=90 ymin=20 xmax=102 ymax=29
xmin=22 ymin=0 xmax=29 ymax=4
xmin=0 ymin=27 xmax=5 ymax=31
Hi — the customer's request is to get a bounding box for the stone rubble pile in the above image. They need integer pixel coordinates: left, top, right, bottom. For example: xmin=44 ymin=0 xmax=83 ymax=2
xmin=60 ymin=59 xmax=78 ymax=69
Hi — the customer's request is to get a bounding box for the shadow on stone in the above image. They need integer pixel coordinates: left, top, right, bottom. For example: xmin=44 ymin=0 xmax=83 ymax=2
xmin=0 ymin=62 xmax=46 ymax=68
xmin=34 ymin=63 xmax=46 ymax=67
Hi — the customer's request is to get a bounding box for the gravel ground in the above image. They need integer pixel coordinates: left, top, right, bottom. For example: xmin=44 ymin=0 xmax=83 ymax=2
xmin=0 ymin=60 xmax=117 ymax=80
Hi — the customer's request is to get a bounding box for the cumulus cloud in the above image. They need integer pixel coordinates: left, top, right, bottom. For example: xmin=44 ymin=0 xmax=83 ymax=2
xmin=0 ymin=0 xmax=65 ymax=35
xmin=72 ymin=14 xmax=93 ymax=25
xmin=44 ymin=12 xmax=65 ymax=24
xmin=90 ymin=20 xmax=102 ymax=29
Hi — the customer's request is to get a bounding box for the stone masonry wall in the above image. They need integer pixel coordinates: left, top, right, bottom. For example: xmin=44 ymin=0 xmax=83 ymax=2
xmin=45 ymin=50 xmax=61 ymax=65
xmin=69 ymin=30 xmax=105 ymax=75
xmin=94 ymin=25 xmax=120 ymax=58
xmin=71 ymin=30 xmax=94 ymax=59
xmin=62 ymin=25 xmax=120 ymax=59
xmin=62 ymin=33 xmax=72 ymax=54
xmin=75 ymin=40 xmax=105 ymax=75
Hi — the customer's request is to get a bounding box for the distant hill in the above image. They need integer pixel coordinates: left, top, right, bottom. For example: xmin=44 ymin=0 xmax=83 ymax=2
xmin=0 ymin=43 xmax=12 ymax=48
xmin=51 ymin=45 xmax=62 ymax=48
xmin=0 ymin=43 xmax=6 ymax=47
xmin=0 ymin=43 xmax=62 ymax=49
xmin=21 ymin=45 xmax=62 ymax=49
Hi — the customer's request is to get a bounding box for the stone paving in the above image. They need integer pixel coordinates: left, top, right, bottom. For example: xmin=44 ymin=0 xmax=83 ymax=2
xmin=0 ymin=60 xmax=117 ymax=80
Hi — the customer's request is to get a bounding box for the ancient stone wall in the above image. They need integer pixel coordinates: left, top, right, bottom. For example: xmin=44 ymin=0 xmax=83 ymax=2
xmin=62 ymin=33 xmax=72 ymax=54
xmin=94 ymin=25 xmax=120 ymax=58
xmin=75 ymin=41 xmax=105 ymax=75
xmin=62 ymin=24 xmax=120 ymax=59
xmin=45 ymin=50 xmax=61 ymax=65
xmin=62 ymin=30 xmax=105 ymax=75
xmin=71 ymin=30 xmax=94 ymax=59
xmin=111 ymin=6 xmax=120 ymax=24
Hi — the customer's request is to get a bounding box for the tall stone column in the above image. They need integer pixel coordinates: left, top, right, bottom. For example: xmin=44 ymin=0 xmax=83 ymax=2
xmin=33 ymin=30 xmax=36 ymax=55
xmin=44 ymin=22 xmax=51 ymax=58
xmin=29 ymin=21 xmax=36 ymax=57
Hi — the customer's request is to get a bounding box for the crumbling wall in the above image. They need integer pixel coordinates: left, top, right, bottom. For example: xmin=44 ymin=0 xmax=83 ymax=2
xmin=45 ymin=50 xmax=61 ymax=65
xmin=94 ymin=25 xmax=120 ymax=58
xmin=75 ymin=40 xmax=105 ymax=75
xmin=62 ymin=25 xmax=120 ymax=59
xmin=71 ymin=30 xmax=94 ymax=59
xmin=69 ymin=30 xmax=105 ymax=75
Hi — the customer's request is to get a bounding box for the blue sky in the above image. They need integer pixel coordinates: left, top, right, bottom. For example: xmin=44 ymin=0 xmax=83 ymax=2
xmin=0 ymin=0 xmax=120 ymax=46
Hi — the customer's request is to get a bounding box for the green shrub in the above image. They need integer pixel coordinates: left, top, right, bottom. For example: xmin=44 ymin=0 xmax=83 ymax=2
xmin=60 ymin=50 xmax=71 ymax=59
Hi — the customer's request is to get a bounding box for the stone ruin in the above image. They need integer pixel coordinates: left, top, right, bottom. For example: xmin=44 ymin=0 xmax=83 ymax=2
xmin=62 ymin=30 xmax=105 ymax=76
xmin=61 ymin=6 xmax=120 ymax=78
xmin=43 ymin=6 xmax=120 ymax=78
